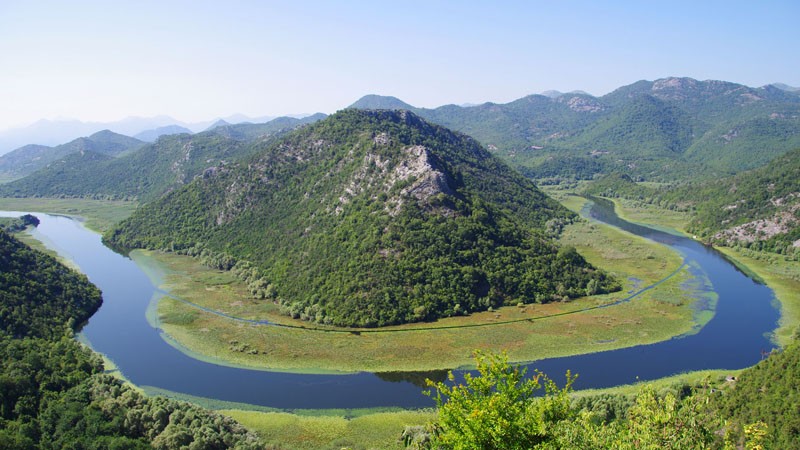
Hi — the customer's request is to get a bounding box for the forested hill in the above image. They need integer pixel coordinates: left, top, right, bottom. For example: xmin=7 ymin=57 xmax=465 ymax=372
xmin=0 ymin=115 xmax=325 ymax=203
xmin=672 ymin=147 xmax=800 ymax=253
xmin=0 ymin=226 xmax=101 ymax=339
xmin=106 ymin=109 xmax=618 ymax=327
xmin=583 ymin=148 xmax=800 ymax=255
xmin=0 ymin=130 xmax=143 ymax=181
xmin=350 ymin=77 xmax=800 ymax=181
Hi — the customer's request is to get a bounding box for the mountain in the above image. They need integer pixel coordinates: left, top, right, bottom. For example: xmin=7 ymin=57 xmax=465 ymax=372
xmin=0 ymin=114 xmax=282 ymax=155
xmin=206 ymin=113 xmax=326 ymax=141
xmin=770 ymin=82 xmax=800 ymax=93
xmin=0 ymin=130 xmax=144 ymax=181
xmin=0 ymin=115 xmax=325 ymax=202
xmin=349 ymin=78 xmax=800 ymax=181
xmin=105 ymin=109 xmax=618 ymax=328
xmin=348 ymin=94 xmax=416 ymax=110
xmin=205 ymin=119 xmax=231 ymax=131
xmin=0 ymin=133 xmax=244 ymax=202
xmin=0 ymin=116 xmax=181 ymax=154
xmin=134 ymin=124 xmax=193 ymax=142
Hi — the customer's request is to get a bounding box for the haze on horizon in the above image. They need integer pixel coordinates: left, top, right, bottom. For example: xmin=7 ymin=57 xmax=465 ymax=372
xmin=1 ymin=0 xmax=798 ymax=132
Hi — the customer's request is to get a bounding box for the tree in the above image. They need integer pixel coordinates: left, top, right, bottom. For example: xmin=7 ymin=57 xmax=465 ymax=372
xmin=424 ymin=351 xmax=575 ymax=449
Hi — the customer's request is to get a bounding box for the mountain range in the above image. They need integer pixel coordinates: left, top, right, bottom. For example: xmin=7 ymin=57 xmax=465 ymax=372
xmin=0 ymin=114 xmax=282 ymax=156
xmin=349 ymin=78 xmax=800 ymax=180
xmin=0 ymin=115 xmax=325 ymax=202
xmin=0 ymin=130 xmax=144 ymax=181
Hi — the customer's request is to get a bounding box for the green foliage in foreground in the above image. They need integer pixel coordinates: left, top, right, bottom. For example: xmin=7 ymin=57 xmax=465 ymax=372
xmin=423 ymin=352 xmax=576 ymax=449
xmin=107 ymin=109 xmax=619 ymax=327
xmin=0 ymin=335 xmax=261 ymax=449
xmin=414 ymin=347 xmax=798 ymax=449
xmin=712 ymin=334 xmax=800 ymax=448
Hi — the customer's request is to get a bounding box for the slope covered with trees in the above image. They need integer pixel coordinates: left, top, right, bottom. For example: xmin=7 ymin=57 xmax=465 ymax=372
xmin=0 ymin=226 xmax=259 ymax=449
xmin=106 ymin=109 xmax=618 ymax=327
xmin=351 ymin=77 xmax=800 ymax=182
xmin=0 ymin=130 xmax=144 ymax=181
xmin=0 ymin=227 xmax=101 ymax=339
xmin=0 ymin=115 xmax=325 ymax=203
xmin=661 ymin=148 xmax=800 ymax=254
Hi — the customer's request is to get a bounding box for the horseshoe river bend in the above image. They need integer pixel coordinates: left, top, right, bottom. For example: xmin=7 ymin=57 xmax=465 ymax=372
xmin=0 ymin=198 xmax=779 ymax=409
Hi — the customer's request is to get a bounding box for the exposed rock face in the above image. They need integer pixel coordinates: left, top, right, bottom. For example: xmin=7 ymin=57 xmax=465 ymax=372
xmin=336 ymin=143 xmax=454 ymax=216
xmin=556 ymin=95 xmax=605 ymax=113
xmin=714 ymin=193 xmax=800 ymax=244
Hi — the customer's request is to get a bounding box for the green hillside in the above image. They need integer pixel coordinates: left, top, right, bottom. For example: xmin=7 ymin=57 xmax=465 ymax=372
xmin=673 ymin=148 xmax=800 ymax=253
xmin=351 ymin=78 xmax=800 ymax=181
xmin=0 ymin=130 xmax=144 ymax=181
xmin=0 ymin=115 xmax=325 ymax=202
xmin=583 ymin=147 xmax=800 ymax=255
xmin=0 ymin=225 xmax=101 ymax=339
xmin=106 ymin=109 xmax=618 ymax=327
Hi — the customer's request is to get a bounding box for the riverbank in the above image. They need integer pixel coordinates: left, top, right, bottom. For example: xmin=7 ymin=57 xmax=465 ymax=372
xmin=0 ymin=197 xmax=136 ymax=233
xmin=603 ymin=195 xmax=800 ymax=347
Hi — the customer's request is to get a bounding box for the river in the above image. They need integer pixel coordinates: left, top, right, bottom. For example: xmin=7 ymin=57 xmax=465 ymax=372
xmin=0 ymin=199 xmax=779 ymax=409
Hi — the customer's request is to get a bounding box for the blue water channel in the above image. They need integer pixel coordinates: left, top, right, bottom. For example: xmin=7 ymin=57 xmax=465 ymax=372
xmin=1 ymin=199 xmax=779 ymax=409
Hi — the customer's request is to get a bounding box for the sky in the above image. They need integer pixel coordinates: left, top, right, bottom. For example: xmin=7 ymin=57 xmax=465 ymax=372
xmin=1 ymin=0 xmax=798 ymax=131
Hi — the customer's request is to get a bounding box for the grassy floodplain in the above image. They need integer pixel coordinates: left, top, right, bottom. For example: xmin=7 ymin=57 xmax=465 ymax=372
xmin=221 ymin=409 xmax=435 ymax=450
xmin=143 ymin=194 xmax=708 ymax=373
xmin=0 ymin=197 xmax=136 ymax=232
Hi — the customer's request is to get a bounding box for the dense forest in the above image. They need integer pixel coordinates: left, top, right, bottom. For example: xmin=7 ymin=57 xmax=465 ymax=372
xmin=106 ymin=109 xmax=619 ymax=327
xmin=0 ymin=226 xmax=260 ymax=449
xmin=0 ymin=225 xmax=101 ymax=339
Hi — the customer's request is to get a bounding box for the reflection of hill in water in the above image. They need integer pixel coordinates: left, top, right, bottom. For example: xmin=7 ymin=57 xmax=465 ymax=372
xmin=375 ymin=369 xmax=449 ymax=388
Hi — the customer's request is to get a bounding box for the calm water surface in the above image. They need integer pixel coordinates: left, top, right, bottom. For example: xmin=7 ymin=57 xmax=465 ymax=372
xmin=0 ymin=200 xmax=779 ymax=409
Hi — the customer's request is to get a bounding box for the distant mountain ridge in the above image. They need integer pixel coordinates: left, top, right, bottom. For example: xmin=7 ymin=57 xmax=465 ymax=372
xmin=134 ymin=125 xmax=193 ymax=142
xmin=349 ymin=77 xmax=800 ymax=180
xmin=0 ymin=115 xmax=326 ymax=201
xmin=0 ymin=114 xmax=282 ymax=156
xmin=105 ymin=109 xmax=618 ymax=327
xmin=770 ymin=83 xmax=800 ymax=93
xmin=0 ymin=130 xmax=143 ymax=181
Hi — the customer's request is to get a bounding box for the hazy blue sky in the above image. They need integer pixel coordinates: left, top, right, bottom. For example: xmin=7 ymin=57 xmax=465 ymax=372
xmin=1 ymin=0 xmax=798 ymax=131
